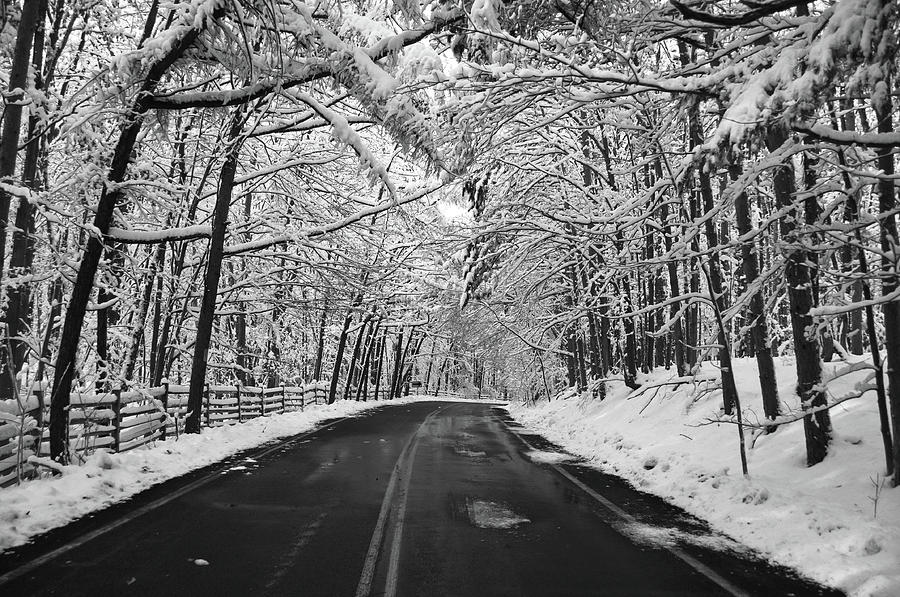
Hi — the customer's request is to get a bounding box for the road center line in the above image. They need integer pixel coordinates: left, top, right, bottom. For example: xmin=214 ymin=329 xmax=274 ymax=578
xmin=263 ymin=508 xmax=330 ymax=593
xmin=355 ymin=407 xmax=443 ymax=597
xmin=0 ymin=416 xmax=352 ymax=588
xmin=501 ymin=419 xmax=751 ymax=597
xmin=383 ymin=412 xmax=433 ymax=597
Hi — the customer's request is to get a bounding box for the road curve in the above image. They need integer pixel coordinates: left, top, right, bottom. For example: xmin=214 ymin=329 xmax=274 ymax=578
xmin=0 ymin=401 xmax=840 ymax=596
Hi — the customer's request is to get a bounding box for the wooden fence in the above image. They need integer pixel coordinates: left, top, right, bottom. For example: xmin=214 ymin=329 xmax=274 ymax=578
xmin=0 ymin=382 xmax=328 ymax=487
xmin=0 ymin=381 xmax=476 ymax=487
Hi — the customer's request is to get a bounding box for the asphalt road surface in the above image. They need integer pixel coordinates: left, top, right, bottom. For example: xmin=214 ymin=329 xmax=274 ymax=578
xmin=0 ymin=401 xmax=841 ymax=596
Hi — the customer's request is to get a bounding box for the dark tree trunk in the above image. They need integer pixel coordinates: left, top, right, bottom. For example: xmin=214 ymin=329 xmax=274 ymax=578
xmin=371 ymin=333 xmax=387 ymax=401
xmin=621 ymin=274 xmax=639 ymax=388
xmin=356 ymin=317 xmax=381 ymax=401
xmin=235 ymin=304 xmax=248 ymax=385
xmin=653 ymin=158 xmax=687 ymax=376
xmin=343 ymin=314 xmax=370 ymax=401
xmin=401 ymin=333 xmax=426 ymax=396
xmin=691 ymin=114 xmax=738 ymax=414
xmin=564 ymin=329 xmax=577 ymax=388
xmin=186 ymin=112 xmax=243 ymax=434
xmin=122 ymin=248 xmax=160 ymax=382
xmin=148 ymin=243 xmax=167 ymax=385
xmin=313 ymin=305 xmax=328 ymax=381
xmin=872 ymin=78 xmax=900 ymax=485
xmin=731 ymin=164 xmax=780 ymax=422
xmin=574 ymin=334 xmax=588 ymax=392
xmin=389 ymin=328 xmax=407 ymax=400
xmin=50 ymin=11 xmax=219 ymax=461
xmin=834 ymin=116 xmax=893 ymax=475
xmin=234 ymin=193 xmax=253 ymax=386
xmin=327 ymin=305 xmax=357 ymax=404
xmin=33 ymin=244 xmax=65 ymax=424
xmin=0 ymin=0 xmax=41 ymax=292
xmin=840 ymin=101 xmax=865 ymax=355
xmin=767 ymin=127 xmax=830 ymax=466
xmin=0 ymin=0 xmax=47 ymax=399
xmin=686 ymin=192 xmax=702 ymax=371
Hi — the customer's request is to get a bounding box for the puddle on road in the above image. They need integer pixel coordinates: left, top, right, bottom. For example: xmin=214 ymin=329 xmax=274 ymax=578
xmin=466 ymin=499 xmax=530 ymax=529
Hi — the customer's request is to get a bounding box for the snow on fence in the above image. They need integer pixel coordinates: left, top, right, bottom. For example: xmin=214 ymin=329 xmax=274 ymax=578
xmin=0 ymin=382 xmax=329 ymax=487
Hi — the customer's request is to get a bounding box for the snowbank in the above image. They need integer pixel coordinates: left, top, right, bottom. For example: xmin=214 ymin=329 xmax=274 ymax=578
xmin=0 ymin=396 xmax=476 ymax=553
xmin=507 ymin=357 xmax=899 ymax=597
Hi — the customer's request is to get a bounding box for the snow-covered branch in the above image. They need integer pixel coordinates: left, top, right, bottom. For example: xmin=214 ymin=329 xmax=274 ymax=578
xmin=107 ymin=225 xmax=212 ymax=244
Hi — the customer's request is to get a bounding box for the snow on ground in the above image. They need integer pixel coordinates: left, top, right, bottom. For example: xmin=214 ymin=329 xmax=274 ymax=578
xmin=507 ymin=357 xmax=900 ymax=597
xmin=0 ymin=395 xmax=476 ymax=553
xmin=525 ymin=449 xmax=576 ymax=464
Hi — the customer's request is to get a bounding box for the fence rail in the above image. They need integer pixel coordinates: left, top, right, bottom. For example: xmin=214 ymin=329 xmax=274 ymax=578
xmin=0 ymin=381 xmax=330 ymax=487
xmin=0 ymin=382 xmax=476 ymax=487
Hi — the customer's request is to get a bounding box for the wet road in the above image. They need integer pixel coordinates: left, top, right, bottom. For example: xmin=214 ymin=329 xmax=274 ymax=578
xmin=0 ymin=401 xmax=840 ymax=596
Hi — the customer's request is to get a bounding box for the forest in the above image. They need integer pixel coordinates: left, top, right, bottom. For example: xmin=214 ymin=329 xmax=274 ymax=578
xmin=0 ymin=0 xmax=898 ymax=493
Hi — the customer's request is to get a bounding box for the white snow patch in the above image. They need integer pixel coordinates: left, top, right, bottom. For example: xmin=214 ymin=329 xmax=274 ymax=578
xmin=466 ymin=499 xmax=529 ymax=529
xmin=525 ymin=450 xmax=575 ymax=464
xmin=615 ymin=521 xmax=746 ymax=554
xmin=507 ymin=358 xmax=900 ymax=596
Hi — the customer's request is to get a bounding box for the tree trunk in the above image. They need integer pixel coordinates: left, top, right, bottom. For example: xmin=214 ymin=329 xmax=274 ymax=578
xmin=356 ymin=317 xmax=381 ymax=401
xmin=564 ymin=329 xmax=577 ymax=388
xmin=836 ymin=101 xmax=866 ymax=354
xmin=766 ymin=127 xmax=830 ymax=466
xmin=621 ymin=274 xmax=639 ymax=388
xmin=0 ymin=0 xmax=41 ymax=292
xmin=731 ymin=164 xmax=779 ymax=422
xmin=658 ymin=184 xmax=687 ymax=376
xmin=401 ymin=333 xmax=426 ymax=396
xmin=148 ymin=244 xmax=166 ymax=385
xmin=0 ymin=0 xmax=47 ymax=399
xmin=389 ymin=328 xmax=407 ymax=400
xmin=121 ymin=248 xmax=160 ymax=382
xmin=185 ymin=112 xmax=243 ymax=434
xmin=327 ymin=305 xmax=356 ymax=404
xmin=313 ymin=304 xmax=328 ymax=381
xmin=872 ymin=77 xmax=900 ymax=485
xmin=685 ymin=191 xmax=702 ymax=370
xmin=834 ymin=117 xmax=893 ymax=475
xmin=343 ymin=314 xmax=370 ymax=401
xmin=50 ymin=10 xmax=219 ymax=460
xmin=372 ymin=333 xmax=387 ymax=400
xmin=690 ymin=111 xmax=738 ymax=413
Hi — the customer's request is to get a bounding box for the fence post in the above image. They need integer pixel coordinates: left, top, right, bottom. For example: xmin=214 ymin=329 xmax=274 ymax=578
xmin=301 ymin=386 xmax=305 ymax=411
xmin=160 ymin=381 xmax=170 ymax=441
xmin=31 ymin=389 xmax=44 ymax=460
xmin=237 ymin=385 xmax=242 ymax=423
xmin=204 ymin=384 xmax=211 ymax=428
xmin=112 ymin=387 xmax=123 ymax=453
xmin=281 ymin=386 xmax=286 ymax=413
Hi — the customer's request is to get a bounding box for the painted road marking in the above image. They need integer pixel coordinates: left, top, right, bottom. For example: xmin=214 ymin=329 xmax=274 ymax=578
xmin=0 ymin=416 xmax=353 ymax=588
xmin=500 ymin=419 xmax=751 ymax=597
xmin=384 ymin=409 xmax=440 ymax=597
xmin=355 ymin=406 xmax=444 ymax=597
xmin=263 ymin=508 xmax=330 ymax=592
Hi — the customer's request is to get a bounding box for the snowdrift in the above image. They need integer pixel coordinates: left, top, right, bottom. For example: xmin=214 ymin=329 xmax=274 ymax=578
xmin=508 ymin=357 xmax=899 ymax=597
